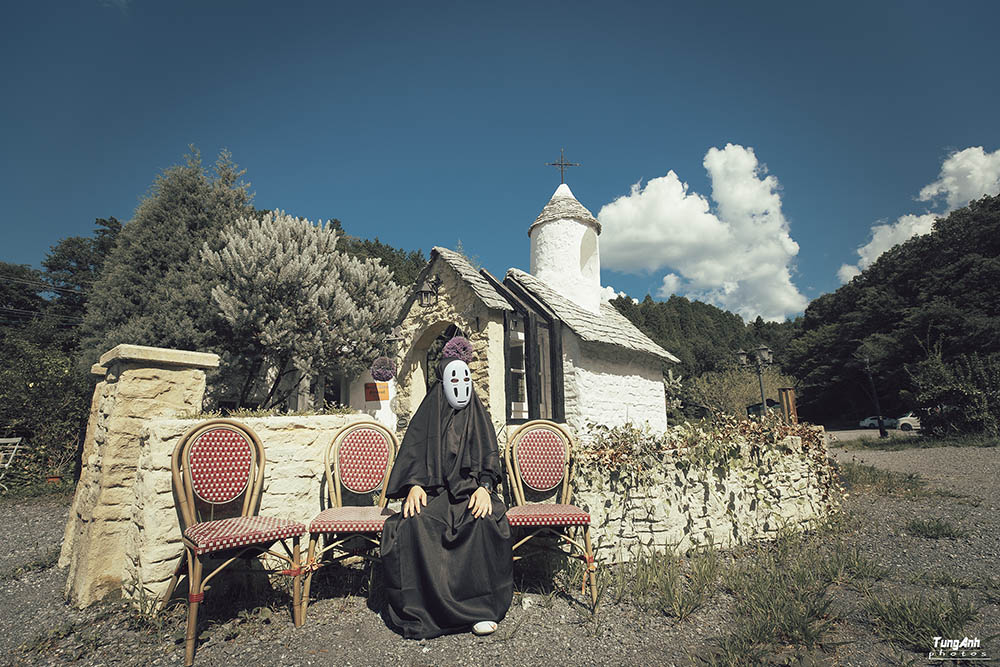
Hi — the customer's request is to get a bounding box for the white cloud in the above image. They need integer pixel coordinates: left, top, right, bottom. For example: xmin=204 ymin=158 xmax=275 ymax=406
xmin=918 ymin=146 xmax=1000 ymax=210
xmin=599 ymin=143 xmax=807 ymax=322
xmin=657 ymin=273 xmax=682 ymax=297
xmin=837 ymin=213 xmax=936 ymax=282
xmin=839 ymin=146 xmax=1000 ymax=282
xmin=600 ymin=285 xmax=638 ymax=305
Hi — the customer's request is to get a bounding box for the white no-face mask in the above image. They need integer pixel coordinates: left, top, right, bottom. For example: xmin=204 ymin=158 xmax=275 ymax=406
xmin=442 ymin=359 xmax=472 ymax=410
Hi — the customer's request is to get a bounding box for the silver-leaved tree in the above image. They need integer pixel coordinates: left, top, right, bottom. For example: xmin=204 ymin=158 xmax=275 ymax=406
xmin=203 ymin=211 xmax=406 ymax=409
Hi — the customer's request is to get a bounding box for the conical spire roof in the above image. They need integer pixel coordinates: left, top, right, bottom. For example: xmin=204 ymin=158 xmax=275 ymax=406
xmin=528 ymin=183 xmax=601 ymax=236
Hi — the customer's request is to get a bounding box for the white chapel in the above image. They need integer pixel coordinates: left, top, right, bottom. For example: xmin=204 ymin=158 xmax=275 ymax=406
xmin=348 ymin=183 xmax=679 ymax=440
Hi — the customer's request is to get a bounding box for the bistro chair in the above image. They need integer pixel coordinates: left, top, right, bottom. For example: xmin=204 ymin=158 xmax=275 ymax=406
xmin=163 ymin=419 xmax=306 ymax=666
xmin=299 ymin=420 xmax=398 ymax=625
xmin=504 ymin=419 xmax=598 ymax=608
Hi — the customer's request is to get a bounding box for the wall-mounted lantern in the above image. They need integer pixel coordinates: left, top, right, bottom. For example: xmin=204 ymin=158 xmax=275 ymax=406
xmin=418 ymin=276 xmax=442 ymax=307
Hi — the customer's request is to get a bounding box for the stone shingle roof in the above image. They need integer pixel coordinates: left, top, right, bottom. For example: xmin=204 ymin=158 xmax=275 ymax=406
xmin=527 ymin=183 xmax=601 ymax=236
xmin=506 ymin=268 xmax=680 ymax=363
xmin=433 ymin=246 xmax=513 ymax=311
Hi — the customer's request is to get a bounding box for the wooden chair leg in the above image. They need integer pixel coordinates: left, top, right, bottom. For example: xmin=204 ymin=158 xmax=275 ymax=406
xmin=584 ymin=527 xmax=597 ymax=609
xmin=184 ymin=554 xmax=204 ymax=667
xmin=159 ymin=551 xmax=186 ymax=611
xmin=292 ymin=536 xmax=302 ymax=627
xmin=300 ymin=534 xmax=318 ymax=625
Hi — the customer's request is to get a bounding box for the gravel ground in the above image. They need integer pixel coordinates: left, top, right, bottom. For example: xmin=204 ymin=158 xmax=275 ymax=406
xmin=2 ymin=444 xmax=998 ymax=667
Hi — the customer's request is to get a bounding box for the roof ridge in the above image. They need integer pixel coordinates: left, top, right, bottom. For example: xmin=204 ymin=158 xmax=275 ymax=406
xmin=505 ymin=269 xmax=679 ymax=363
xmin=433 ymin=247 xmax=513 ymax=311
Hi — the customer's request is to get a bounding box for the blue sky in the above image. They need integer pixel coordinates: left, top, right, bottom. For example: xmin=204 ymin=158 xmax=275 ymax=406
xmin=3 ymin=1 xmax=998 ymax=320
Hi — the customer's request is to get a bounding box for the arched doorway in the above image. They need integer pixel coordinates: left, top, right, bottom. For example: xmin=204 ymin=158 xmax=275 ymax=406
xmin=424 ymin=323 xmax=465 ymax=392
xmin=407 ymin=321 xmax=465 ymax=415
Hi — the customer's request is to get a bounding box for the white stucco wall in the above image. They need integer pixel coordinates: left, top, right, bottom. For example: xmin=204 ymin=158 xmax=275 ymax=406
xmin=529 ymin=218 xmax=601 ymax=314
xmin=561 ymin=329 xmax=667 ymax=439
xmin=346 ymin=375 xmax=398 ymax=430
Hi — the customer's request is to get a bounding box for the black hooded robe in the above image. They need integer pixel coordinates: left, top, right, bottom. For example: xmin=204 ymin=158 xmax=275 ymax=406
xmin=379 ymin=367 xmax=513 ymax=639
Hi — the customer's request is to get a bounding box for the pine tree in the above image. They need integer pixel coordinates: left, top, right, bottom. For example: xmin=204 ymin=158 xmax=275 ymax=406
xmin=79 ymin=148 xmax=253 ymax=366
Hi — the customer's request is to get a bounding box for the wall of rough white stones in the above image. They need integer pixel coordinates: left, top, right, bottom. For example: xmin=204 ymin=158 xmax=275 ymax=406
xmin=125 ymin=419 xmax=830 ymax=602
xmin=572 ymin=435 xmax=832 ymax=561
xmin=561 ymin=334 xmax=668 ymax=439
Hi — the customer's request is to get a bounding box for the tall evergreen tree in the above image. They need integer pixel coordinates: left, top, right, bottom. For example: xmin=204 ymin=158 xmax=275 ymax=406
xmin=79 ymin=148 xmax=253 ymax=365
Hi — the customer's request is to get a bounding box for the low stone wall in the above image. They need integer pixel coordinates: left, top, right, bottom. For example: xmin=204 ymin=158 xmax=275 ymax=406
xmin=64 ymin=359 xmax=830 ymax=608
xmin=128 ymin=419 xmax=831 ymax=600
xmin=573 ymin=434 xmax=832 ymax=561
xmin=125 ymin=413 xmax=371 ymax=602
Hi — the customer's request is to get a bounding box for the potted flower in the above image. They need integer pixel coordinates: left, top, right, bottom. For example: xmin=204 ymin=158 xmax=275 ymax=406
xmin=365 ymin=356 xmax=396 ymax=402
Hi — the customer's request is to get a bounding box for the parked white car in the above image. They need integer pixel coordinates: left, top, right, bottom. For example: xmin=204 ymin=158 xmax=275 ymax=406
xmin=859 ymin=415 xmax=898 ymax=429
xmin=896 ymin=412 xmax=921 ymax=431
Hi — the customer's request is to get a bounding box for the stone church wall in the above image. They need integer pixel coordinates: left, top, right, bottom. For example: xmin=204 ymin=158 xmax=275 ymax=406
xmin=62 ymin=348 xmax=827 ymax=607
xmin=388 ymin=256 xmax=506 ymax=435
xmin=561 ymin=331 xmax=668 ymax=438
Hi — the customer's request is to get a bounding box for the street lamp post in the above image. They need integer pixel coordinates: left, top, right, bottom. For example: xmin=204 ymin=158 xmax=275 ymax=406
xmin=738 ymin=345 xmax=773 ymax=416
xmin=863 ymin=356 xmax=889 ymax=439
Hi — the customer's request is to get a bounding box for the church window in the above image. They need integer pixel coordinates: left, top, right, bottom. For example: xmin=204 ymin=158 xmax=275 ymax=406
xmin=508 ymin=318 xmax=528 ymax=420
xmin=536 ymin=323 xmax=552 ymax=420
xmin=503 ymin=309 xmax=562 ymax=424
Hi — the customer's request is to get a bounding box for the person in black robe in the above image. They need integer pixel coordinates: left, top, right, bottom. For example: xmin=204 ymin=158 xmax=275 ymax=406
xmin=380 ymin=349 xmax=513 ymax=639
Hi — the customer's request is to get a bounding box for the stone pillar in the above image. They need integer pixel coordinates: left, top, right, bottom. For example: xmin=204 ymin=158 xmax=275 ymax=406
xmin=59 ymin=345 xmax=218 ymax=608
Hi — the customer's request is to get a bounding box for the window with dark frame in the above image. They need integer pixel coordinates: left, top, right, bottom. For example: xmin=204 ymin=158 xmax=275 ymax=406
xmin=503 ymin=309 xmax=562 ymax=424
xmin=479 ymin=269 xmax=565 ymax=425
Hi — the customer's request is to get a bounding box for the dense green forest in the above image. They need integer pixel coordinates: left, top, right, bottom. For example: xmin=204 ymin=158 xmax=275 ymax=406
xmin=610 ymin=294 xmax=799 ymax=378
xmin=786 ymin=194 xmax=1000 ymax=428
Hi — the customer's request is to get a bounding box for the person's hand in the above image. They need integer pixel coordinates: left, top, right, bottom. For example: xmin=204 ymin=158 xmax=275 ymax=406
xmin=468 ymin=486 xmax=492 ymax=519
xmin=403 ymin=485 xmax=426 ymax=518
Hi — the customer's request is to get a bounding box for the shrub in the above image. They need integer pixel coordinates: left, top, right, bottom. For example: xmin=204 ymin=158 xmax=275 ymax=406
xmin=0 ymin=330 xmax=91 ymax=484
xmin=909 ymin=348 xmax=1000 ymax=437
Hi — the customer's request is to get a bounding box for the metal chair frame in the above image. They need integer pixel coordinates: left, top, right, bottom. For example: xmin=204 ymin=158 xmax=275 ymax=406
xmin=505 ymin=419 xmax=598 ymax=608
xmin=300 ymin=420 xmax=398 ymax=624
xmin=161 ymin=419 xmax=304 ymax=665
xmin=0 ymin=438 xmax=24 ymax=492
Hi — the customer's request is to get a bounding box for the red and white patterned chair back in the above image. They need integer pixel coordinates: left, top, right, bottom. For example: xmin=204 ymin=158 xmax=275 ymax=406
xmin=337 ymin=426 xmax=392 ymax=494
xmin=328 ymin=421 xmax=397 ymax=508
xmin=172 ymin=419 xmax=265 ymax=530
xmin=187 ymin=427 xmax=254 ymax=504
xmin=507 ymin=420 xmax=573 ymax=506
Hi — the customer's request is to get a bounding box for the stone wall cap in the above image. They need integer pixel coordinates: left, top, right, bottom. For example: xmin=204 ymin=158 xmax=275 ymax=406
xmin=90 ymin=363 xmax=107 ymax=376
xmin=98 ymin=344 xmax=220 ymax=369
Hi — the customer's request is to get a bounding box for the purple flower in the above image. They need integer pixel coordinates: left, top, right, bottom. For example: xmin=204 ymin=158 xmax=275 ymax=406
xmin=370 ymin=356 xmax=396 ymax=381
xmin=441 ymin=336 xmax=474 ymax=363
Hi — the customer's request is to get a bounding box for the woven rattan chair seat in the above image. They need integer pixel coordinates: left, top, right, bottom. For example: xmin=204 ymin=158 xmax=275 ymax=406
xmin=183 ymin=515 xmax=306 ymax=555
xmin=506 ymin=503 xmax=590 ymax=527
xmin=309 ymin=506 xmax=395 ymax=533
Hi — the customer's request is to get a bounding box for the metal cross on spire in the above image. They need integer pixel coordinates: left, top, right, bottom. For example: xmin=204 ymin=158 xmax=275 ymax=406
xmin=546 ymin=148 xmax=580 ymax=184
